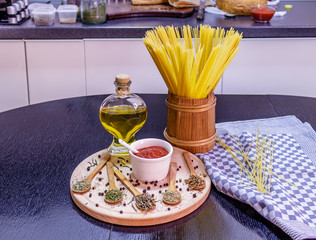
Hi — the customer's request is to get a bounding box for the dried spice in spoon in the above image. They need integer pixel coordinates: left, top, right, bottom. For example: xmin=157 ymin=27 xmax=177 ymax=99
xmin=114 ymin=170 xmax=156 ymax=211
xmin=162 ymin=162 xmax=181 ymax=205
xmin=183 ymin=151 xmax=205 ymax=190
xmin=72 ymin=152 xmax=111 ymax=194
xmin=105 ymin=189 xmax=123 ymax=203
xmin=134 ymin=193 xmax=156 ymax=211
xmin=104 ymin=161 xmax=123 ymax=204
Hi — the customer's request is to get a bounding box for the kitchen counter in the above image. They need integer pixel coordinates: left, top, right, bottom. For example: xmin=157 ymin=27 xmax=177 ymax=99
xmin=1 ymin=1 xmax=316 ymax=39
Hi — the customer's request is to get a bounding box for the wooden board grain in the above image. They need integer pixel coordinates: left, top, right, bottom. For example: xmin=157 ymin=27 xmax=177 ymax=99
xmin=70 ymin=147 xmax=211 ymax=226
xmin=106 ymin=0 xmax=194 ymax=19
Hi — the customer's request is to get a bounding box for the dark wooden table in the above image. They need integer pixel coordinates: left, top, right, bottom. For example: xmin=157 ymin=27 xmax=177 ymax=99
xmin=1 ymin=94 xmax=315 ymax=240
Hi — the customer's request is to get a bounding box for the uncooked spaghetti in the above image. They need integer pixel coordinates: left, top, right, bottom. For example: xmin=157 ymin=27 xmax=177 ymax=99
xmin=143 ymin=25 xmax=242 ymax=99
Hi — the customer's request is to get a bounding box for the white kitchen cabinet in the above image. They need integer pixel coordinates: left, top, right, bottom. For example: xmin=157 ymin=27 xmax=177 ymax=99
xmin=25 ymin=40 xmax=86 ymax=104
xmin=0 ymin=40 xmax=28 ymax=112
xmin=84 ymin=39 xmax=222 ymax=96
xmin=222 ymin=38 xmax=316 ymax=97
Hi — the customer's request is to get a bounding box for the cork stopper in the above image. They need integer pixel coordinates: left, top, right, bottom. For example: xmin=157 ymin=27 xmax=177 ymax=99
xmin=115 ymin=74 xmax=130 ymax=84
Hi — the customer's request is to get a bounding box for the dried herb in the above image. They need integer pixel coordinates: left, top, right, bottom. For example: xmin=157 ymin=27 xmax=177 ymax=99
xmin=82 ymin=2 xmax=106 ymax=24
xmin=135 ymin=193 xmax=156 ymax=211
xmin=72 ymin=180 xmax=90 ymax=192
xmin=88 ymin=159 xmax=98 ymax=167
xmin=34 ymin=15 xmax=53 ymax=26
xmin=185 ymin=174 xmax=205 ymax=190
xmin=105 ymin=189 xmax=122 ymax=203
xmin=162 ymin=191 xmax=181 ymax=204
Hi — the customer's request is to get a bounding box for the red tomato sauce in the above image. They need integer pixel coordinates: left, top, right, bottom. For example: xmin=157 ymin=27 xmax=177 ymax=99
xmin=134 ymin=146 xmax=169 ymax=159
xmin=251 ymin=8 xmax=275 ymax=22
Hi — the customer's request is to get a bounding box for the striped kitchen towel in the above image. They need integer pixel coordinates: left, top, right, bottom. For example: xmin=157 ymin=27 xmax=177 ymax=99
xmin=197 ymin=116 xmax=316 ymax=240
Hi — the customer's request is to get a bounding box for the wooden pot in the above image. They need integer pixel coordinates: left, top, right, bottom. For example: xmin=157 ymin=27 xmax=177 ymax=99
xmin=163 ymin=92 xmax=216 ymax=154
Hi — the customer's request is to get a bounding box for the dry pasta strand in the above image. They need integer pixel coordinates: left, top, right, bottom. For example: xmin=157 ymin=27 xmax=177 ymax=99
xmin=143 ymin=25 xmax=242 ymax=99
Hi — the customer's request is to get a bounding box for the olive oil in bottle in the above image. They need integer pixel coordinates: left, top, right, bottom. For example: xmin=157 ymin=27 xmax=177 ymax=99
xmin=99 ymin=74 xmax=147 ymax=156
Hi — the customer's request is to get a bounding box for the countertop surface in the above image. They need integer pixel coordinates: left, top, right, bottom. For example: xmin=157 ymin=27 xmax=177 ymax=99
xmin=1 ymin=94 xmax=316 ymax=240
xmin=1 ymin=1 xmax=316 ymax=39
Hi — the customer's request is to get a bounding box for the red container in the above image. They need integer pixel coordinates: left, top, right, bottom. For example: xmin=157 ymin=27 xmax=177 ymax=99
xmin=251 ymin=6 xmax=275 ymax=22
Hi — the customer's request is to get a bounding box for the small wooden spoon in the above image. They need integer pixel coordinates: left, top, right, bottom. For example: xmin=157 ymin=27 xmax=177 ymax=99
xmin=114 ymin=170 xmax=156 ymax=211
xmin=72 ymin=151 xmax=111 ymax=194
xmin=183 ymin=151 xmax=205 ymax=190
xmin=162 ymin=162 xmax=181 ymax=205
xmin=104 ymin=161 xmax=123 ymax=204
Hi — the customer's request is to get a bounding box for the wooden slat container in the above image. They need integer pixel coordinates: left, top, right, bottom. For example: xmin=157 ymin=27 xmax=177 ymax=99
xmin=163 ymin=92 xmax=216 ymax=153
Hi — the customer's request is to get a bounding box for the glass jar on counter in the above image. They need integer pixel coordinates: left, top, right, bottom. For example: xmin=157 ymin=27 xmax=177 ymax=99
xmin=80 ymin=0 xmax=106 ymax=24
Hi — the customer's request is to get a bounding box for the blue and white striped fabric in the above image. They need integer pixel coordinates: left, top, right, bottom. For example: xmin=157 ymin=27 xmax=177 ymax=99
xmin=197 ymin=116 xmax=316 ymax=240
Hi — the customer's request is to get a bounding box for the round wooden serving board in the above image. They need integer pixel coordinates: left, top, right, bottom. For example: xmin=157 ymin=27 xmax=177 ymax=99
xmin=70 ymin=147 xmax=211 ymax=226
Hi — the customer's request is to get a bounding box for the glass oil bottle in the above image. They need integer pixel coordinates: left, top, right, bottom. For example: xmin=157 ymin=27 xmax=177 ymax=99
xmin=99 ymin=74 xmax=147 ymax=156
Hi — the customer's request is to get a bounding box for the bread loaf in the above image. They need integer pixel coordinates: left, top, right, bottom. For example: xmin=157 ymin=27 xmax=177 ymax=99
xmin=216 ymin=0 xmax=267 ymax=15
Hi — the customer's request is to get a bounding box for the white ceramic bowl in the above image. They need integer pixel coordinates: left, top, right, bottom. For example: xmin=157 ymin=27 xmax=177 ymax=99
xmin=129 ymin=138 xmax=173 ymax=182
